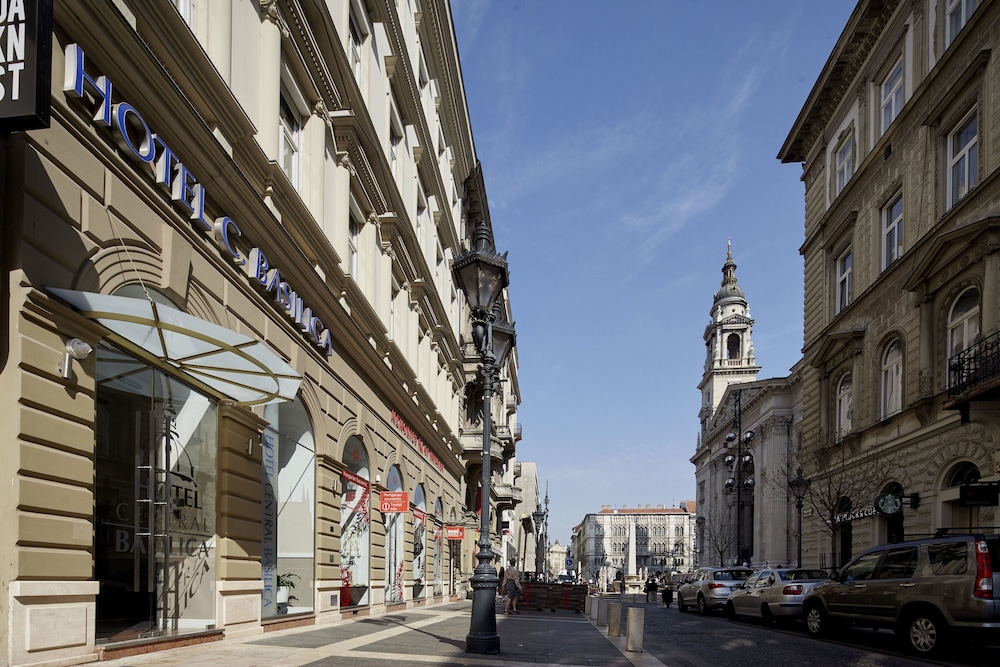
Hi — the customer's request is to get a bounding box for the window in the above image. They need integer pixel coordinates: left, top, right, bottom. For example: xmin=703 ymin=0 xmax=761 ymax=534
xmin=836 ymin=249 xmax=852 ymax=314
xmin=835 ymin=135 xmax=853 ymax=196
xmin=348 ymin=215 xmax=360 ymax=281
xmin=946 ymin=0 xmax=978 ymax=47
xmin=882 ymin=193 xmax=903 ymax=270
xmin=279 ymin=93 xmax=301 ymax=186
xmin=928 ymin=542 xmax=968 ymax=575
xmin=349 ymin=11 xmax=363 ymax=81
xmin=880 ymin=59 xmax=903 ymax=134
xmin=881 ymin=340 xmax=903 ymax=419
xmin=878 ymin=548 xmax=917 ymax=578
xmin=726 ymin=333 xmax=740 ymax=360
xmin=948 ymin=287 xmax=980 ymax=360
xmin=841 ymin=551 xmax=880 ymax=582
xmin=949 ymin=111 xmax=978 ymax=208
xmin=836 ymin=374 xmax=852 ymax=441
xmin=390 ymin=126 xmax=402 ymax=179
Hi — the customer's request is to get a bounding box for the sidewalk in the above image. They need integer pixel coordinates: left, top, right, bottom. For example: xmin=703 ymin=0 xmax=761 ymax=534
xmin=95 ymin=599 xmax=669 ymax=667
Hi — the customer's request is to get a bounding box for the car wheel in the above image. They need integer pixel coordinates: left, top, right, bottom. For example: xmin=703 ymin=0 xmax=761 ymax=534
xmin=697 ymin=594 xmax=709 ymax=615
xmin=901 ymin=610 xmax=946 ymax=655
xmin=726 ymin=601 xmax=738 ymax=621
xmin=678 ymin=595 xmax=688 ymax=613
xmin=760 ymin=604 xmax=774 ymax=626
xmin=804 ymin=604 xmax=827 ymax=637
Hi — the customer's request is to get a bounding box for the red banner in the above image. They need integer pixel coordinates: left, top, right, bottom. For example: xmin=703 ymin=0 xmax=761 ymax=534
xmin=446 ymin=526 xmax=465 ymax=540
xmin=413 ymin=508 xmax=426 ymax=524
xmin=341 ymin=469 xmax=369 ymax=488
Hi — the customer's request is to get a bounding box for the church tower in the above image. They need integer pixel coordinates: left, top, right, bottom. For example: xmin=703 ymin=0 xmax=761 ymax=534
xmin=698 ymin=242 xmax=760 ymax=432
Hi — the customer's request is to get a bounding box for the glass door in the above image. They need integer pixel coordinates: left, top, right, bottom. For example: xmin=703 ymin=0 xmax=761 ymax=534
xmin=95 ymin=344 xmax=218 ymax=642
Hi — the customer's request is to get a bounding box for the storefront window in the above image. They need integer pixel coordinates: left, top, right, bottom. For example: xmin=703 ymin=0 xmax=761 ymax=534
xmin=433 ymin=498 xmax=444 ymax=596
xmin=95 ymin=342 xmax=217 ymax=642
xmin=340 ymin=436 xmax=370 ymax=607
xmin=261 ymin=398 xmax=315 ymax=617
xmin=413 ymin=484 xmax=426 ymax=599
xmin=385 ymin=465 xmax=405 ymax=603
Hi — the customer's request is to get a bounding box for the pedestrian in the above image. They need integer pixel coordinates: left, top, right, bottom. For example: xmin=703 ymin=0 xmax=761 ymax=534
xmin=644 ymin=575 xmax=657 ymax=602
xmin=503 ymin=558 xmax=522 ymax=615
xmin=660 ymin=575 xmax=673 ymax=608
xmin=497 ymin=565 xmax=505 ymax=599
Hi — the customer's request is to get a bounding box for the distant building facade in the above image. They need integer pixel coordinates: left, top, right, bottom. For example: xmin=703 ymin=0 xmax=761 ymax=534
xmin=779 ymin=0 xmax=1000 ymax=568
xmin=575 ymin=504 xmax=696 ymax=584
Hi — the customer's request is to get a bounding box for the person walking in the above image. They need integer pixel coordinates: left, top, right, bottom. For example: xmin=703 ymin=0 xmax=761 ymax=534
xmin=503 ymin=558 xmax=522 ymax=615
xmin=644 ymin=575 xmax=658 ymax=603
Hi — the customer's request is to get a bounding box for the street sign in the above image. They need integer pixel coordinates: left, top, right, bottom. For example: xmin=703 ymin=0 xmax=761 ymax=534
xmin=565 ymin=557 xmax=573 ymax=569
xmin=379 ymin=491 xmax=408 ymax=513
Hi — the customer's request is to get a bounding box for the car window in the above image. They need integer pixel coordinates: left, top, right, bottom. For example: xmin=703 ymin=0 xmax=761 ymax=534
xmin=743 ymin=573 xmax=760 ymax=588
xmin=712 ymin=570 xmax=749 ymax=581
xmin=878 ymin=547 xmax=917 ymax=578
xmin=928 ymin=542 xmax=968 ymax=575
xmin=841 ymin=551 xmax=882 ymax=582
xmin=762 ymin=572 xmax=776 ymax=587
xmin=781 ymin=569 xmax=828 ymax=581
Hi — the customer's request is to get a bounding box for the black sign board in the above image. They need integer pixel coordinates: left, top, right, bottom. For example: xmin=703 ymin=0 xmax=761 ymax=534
xmin=0 ymin=0 xmax=52 ymax=131
xmin=958 ymin=483 xmax=1000 ymax=507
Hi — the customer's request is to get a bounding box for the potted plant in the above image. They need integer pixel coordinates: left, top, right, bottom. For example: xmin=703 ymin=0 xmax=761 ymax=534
xmin=276 ymin=572 xmax=299 ymax=610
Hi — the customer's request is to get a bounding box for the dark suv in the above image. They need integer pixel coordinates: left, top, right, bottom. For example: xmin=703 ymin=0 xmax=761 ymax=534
xmin=802 ymin=533 xmax=1000 ymax=654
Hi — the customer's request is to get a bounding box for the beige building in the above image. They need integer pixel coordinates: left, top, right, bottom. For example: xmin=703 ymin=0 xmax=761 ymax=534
xmin=0 ymin=2 xmax=523 ymax=665
xmin=779 ymin=0 xmax=999 ymax=569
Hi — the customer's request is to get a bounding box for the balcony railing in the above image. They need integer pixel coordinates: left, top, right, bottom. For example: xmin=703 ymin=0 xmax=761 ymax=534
xmin=948 ymin=331 xmax=1000 ymax=399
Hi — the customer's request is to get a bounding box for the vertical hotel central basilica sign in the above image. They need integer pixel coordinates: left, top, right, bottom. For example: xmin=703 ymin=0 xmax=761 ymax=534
xmin=0 ymin=0 xmax=52 ymax=131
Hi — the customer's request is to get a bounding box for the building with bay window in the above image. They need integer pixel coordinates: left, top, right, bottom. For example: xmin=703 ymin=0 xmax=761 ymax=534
xmin=778 ymin=0 xmax=999 ymax=569
xmin=0 ymin=1 xmax=522 ymax=665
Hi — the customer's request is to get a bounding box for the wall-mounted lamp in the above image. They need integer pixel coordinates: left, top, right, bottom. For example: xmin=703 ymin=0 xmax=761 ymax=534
xmin=909 ymin=492 xmax=920 ymax=509
xmin=59 ymin=338 xmax=93 ymax=379
xmin=375 ymin=474 xmax=382 ymax=484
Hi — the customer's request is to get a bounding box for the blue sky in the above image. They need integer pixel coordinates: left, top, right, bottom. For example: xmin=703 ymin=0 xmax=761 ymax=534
xmin=451 ymin=1 xmax=856 ymax=548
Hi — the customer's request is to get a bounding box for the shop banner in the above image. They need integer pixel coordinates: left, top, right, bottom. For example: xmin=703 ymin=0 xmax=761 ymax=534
xmin=446 ymin=526 xmax=465 ymax=540
xmin=379 ymin=491 xmax=408 ymax=513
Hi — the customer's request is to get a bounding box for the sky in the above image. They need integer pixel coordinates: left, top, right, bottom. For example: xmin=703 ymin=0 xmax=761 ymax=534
xmin=450 ymin=1 xmax=857 ymax=547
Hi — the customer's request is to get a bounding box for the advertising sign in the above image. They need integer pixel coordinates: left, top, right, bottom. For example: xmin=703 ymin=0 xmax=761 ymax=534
xmin=446 ymin=526 xmax=465 ymax=540
xmin=379 ymin=491 xmax=408 ymax=513
xmin=0 ymin=0 xmax=51 ymax=131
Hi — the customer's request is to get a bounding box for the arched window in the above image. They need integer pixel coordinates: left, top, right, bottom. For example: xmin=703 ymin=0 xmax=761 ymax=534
xmin=836 ymin=496 xmax=853 ymax=567
xmin=881 ymin=340 xmax=903 ymax=419
xmin=727 ymin=333 xmax=741 ymax=360
xmin=385 ymin=465 xmax=405 ymax=604
xmin=433 ymin=498 xmax=444 ymax=596
xmin=880 ymin=481 xmax=905 ymax=544
xmin=948 ymin=287 xmax=980 ymax=362
xmin=413 ymin=484 xmax=427 ymax=599
xmin=340 ymin=436 xmax=371 ymax=607
xmin=836 ymin=374 xmax=852 ymax=441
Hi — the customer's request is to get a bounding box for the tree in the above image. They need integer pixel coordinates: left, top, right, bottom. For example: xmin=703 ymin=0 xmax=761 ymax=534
xmin=784 ymin=436 xmax=899 ymax=570
xmin=699 ymin=506 xmax=736 ymax=567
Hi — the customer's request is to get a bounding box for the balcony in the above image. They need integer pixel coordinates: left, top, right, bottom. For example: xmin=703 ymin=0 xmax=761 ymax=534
xmin=460 ymin=430 xmax=505 ymax=467
xmin=946 ymin=332 xmax=1000 ymax=418
xmin=494 ymin=482 xmax=523 ymax=508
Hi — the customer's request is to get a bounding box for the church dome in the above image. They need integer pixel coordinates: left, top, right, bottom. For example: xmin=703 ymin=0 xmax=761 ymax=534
xmin=713 ymin=243 xmax=746 ymax=305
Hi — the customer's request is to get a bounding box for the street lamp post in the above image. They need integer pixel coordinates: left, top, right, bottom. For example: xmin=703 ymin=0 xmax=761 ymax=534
xmin=725 ymin=390 xmax=754 ymax=566
xmin=452 ymin=223 xmax=515 ymax=655
xmin=532 ymin=505 xmax=545 ymax=577
xmin=788 ymin=467 xmax=811 ymax=568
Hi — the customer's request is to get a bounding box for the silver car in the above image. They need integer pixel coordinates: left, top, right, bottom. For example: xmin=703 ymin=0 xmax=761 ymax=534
xmin=677 ymin=566 xmax=752 ymax=614
xmin=726 ymin=568 xmax=829 ymax=623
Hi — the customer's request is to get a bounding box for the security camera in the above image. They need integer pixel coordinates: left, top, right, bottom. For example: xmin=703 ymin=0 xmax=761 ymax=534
xmin=60 ymin=338 xmax=93 ymax=379
xmin=66 ymin=338 xmax=93 ymax=360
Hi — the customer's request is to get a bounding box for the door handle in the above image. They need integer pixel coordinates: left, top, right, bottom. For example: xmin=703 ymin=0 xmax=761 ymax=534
xmin=898 ymin=582 xmax=916 ymax=588
xmin=853 ymin=584 xmax=867 ymax=589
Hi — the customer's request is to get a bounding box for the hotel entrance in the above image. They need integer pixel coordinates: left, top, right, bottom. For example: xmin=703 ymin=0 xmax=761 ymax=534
xmin=94 ymin=342 xmax=218 ymax=642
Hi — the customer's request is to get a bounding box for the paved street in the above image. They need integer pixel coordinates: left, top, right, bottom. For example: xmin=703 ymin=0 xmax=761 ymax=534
xmin=93 ymin=596 xmax=1000 ymax=667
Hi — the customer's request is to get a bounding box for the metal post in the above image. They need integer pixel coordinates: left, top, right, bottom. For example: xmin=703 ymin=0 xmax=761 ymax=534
xmin=796 ymin=495 xmax=804 ymax=568
xmin=466 ymin=320 xmax=499 ymax=653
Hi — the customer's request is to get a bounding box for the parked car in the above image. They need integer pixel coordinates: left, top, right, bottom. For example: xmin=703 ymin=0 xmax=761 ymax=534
xmin=726 ymin=568 xmax=829 ymax=623
xmin=677 ymin=566 xmax=752 ymax=614
xmin=802 ymin=533 xmax=1000 ymax=655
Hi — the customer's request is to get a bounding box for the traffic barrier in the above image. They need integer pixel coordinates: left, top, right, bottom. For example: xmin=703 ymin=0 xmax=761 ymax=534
xmin=608 ymin=602 xmax=622 ymax=637
xmin=625 ymin=607 xmax=644 ymax=652
xmin=597 ymin=597 xmax=610 ymax=627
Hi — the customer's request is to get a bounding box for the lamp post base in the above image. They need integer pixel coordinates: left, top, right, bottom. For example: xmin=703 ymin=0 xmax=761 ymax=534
xmin=465 ymin=566 xmax=500 ymax=654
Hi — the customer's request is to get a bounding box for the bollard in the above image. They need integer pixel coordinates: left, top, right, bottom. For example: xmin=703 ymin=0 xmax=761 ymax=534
xmin=625 ymin=607 xmax=644 ymax=652
xmin=608 ymin=602 xmax=622 ymax=637
xmin=597 ymin=597 xmax=610 ymax=627
xmin=590 ymin=595 xmax=599 ymax=621
xmin=585 ymin=595 xmax=592 ymax=616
